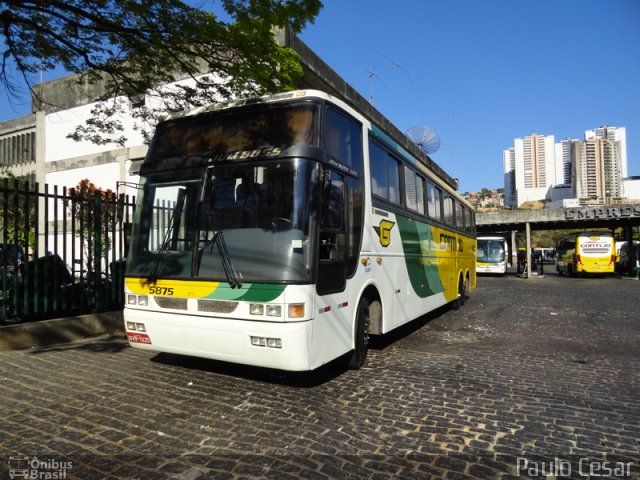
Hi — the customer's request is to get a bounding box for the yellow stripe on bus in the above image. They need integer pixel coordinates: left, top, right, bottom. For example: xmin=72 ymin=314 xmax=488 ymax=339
xmin=125 ymin=278 xmax=219 ymax=297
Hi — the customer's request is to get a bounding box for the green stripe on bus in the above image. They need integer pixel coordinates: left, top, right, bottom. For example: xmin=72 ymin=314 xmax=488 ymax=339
xmin=396 ymin=216 xmax=445 ymax=298
xmin=205 ymin=283 xmax=286 ymax=302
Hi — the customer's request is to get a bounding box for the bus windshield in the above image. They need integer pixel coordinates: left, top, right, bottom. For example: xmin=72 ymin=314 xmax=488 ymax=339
xmin=141 ymin=102 xmax=318 ymax=173
xmin=477 ymin=239 xmax=506 ymax=263
xmin=127 ymin=158 xmax=318 ymax=284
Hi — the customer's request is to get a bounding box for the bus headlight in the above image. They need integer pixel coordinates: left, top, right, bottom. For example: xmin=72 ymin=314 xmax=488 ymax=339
xmin=250 ymin=304 xmax=264 ymax=316
xmin=126 ymin=321 xmax=146 ymax=332
xmin=251 ymin=336 xmax=282 ymax=348
xmin=266 ymin=305 xmax=282 ymax=317
xmin=127 ymin=294 xmax=149 ymax=306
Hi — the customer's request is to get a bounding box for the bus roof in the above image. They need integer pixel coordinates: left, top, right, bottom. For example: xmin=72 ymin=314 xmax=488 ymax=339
xmin=159 ymin=89 xmax=471 ymax=207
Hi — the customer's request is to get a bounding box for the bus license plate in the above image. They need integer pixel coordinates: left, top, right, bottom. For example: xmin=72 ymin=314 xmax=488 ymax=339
xmin=127 ymin=333 xmax=152 ymax=344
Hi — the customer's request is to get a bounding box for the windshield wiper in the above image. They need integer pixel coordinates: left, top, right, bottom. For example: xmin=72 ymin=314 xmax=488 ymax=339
xmin=148 ymin=188 xmax=186 ymax=283
xmin=192 ymin=166 xmax=243 ymax=288
xmin=208 ymin=231 xmax=243 ymax=289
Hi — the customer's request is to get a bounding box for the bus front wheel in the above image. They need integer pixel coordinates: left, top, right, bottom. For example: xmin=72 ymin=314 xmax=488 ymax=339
xmin=346 ymin=297 xmax=370 ymax=370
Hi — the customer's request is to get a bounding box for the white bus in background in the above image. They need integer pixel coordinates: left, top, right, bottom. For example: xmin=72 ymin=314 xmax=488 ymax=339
xmin=476 ymin=236 xmax=508 ymax=275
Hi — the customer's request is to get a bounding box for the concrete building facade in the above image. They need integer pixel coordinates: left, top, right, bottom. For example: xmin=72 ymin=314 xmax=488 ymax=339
xmin=512 ymin=133 xmax=556 ymax=206
xmin=503 ymin=147 xmax=516 ymax=207
xmin=585 ymin=126 xmax=627 ymax=177
xmin=573 ymin=137 xmax=623 ymax=201
xmin=554 ymin=138 xmax=576 ymax=186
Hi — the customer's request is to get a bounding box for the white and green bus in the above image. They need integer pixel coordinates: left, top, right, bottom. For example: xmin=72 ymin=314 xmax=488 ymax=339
xmin=124 ymin=90 xmax=476 ymax=371
xmin=476 ymin=236 xmax=508 ymax=275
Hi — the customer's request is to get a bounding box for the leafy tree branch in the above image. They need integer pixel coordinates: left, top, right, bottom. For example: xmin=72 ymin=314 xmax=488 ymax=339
xmin=1 ymin=0 xmax=323 ymax=144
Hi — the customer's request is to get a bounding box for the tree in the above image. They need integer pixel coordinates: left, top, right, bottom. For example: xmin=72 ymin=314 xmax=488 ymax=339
xmin=0 ymin=171 xmax=37 ymax=251
xmin=1 ymin=0 xmax=323 ymax=144
xmin=66 ymin=179 xmax=117 ymax=275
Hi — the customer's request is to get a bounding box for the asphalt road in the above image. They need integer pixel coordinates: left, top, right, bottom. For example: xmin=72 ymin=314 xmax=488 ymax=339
xmin=1 ymin=272 xmax=639 ymax=479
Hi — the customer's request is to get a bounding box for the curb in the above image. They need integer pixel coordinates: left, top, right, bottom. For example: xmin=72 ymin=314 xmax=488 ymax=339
xmin=0 ymin=310 xmax=124 ymax=351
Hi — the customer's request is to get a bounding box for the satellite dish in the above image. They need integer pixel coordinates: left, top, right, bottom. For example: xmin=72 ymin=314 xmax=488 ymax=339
xmin=406 ymin=126 xmax=441 ymax=154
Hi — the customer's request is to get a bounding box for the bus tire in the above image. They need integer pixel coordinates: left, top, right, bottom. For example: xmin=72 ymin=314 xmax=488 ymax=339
xmin=346 ymin=297 xmax=370 ymax=370
xmin=452 ymin=274 xmax=468 ymax=310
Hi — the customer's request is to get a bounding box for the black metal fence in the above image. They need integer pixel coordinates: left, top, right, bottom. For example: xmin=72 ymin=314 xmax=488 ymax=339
xmin=0 ymin=178 xmax=135 ymax=324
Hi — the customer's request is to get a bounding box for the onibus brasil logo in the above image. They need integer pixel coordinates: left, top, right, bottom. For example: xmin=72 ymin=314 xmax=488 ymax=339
xmin=7 ymin=456 xmax=73 ymax=479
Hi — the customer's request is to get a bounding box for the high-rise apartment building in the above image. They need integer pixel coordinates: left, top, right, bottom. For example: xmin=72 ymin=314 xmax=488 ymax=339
xmin=573 ymin=138 xmax=623 ymax=201
xmin=509 ymin=133 xmax=556 ymax=205
xmin=504 ymin=126 xmax=632 ymax=207
xmin=585 ymin=126 xmax=627 ymax=177
xmin=554 ymin=138 xmax=576 ymax=186
xmin=502 ymin=147 xmax=516 ymax=207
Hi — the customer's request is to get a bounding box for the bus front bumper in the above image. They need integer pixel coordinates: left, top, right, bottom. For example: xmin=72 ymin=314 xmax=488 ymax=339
xmin=123 ymin=308 xmax=313 ymax=371
xmin=476 ymin=264 xmax=505 ymax=274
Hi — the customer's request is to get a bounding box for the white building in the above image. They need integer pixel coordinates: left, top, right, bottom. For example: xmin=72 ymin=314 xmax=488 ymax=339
xmin=512 ymin=133 xmax=556 ymax=205
xmin=554 ymin=138 xmax=577 ymax=186
xmin=502 ymin=147 xmax=516 ymax=207
xmin=622 ymin=177 xmax=640 ymax=200
xmin=585 ymin=126 xmax=627 ymax=177
xmin=573 ymin=137 xmax=623 ymax=201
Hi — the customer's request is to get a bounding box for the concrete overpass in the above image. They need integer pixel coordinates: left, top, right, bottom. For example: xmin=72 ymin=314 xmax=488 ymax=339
xmin=476 ymin=203 xmax=640 ymax=277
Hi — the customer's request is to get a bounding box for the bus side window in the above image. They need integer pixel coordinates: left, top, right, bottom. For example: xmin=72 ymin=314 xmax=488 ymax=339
xmin=323 ymin=183 xmax=344 ymax=230
xmin=455 ymin=201 xmax=465 ymax=231
xmin=325 ymin=107 xmax=363 ymax=171
xmin=404 ymin=168 xmax=425 ymax=215
xmin=369 ymin=139 xmax=401 ymax=205
xmin=427 ymin=182 xmax=442 ymax=222
xmin=317 ymin=169 xmax=347 ymax=295
xmin=443 ymin=193 xmax=454 ymax=226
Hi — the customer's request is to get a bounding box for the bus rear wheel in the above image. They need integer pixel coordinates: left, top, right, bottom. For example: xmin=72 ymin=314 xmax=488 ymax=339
xmin=452 ymin=274 xmax=468 ymax=310
xmin=346 ymin=297 xmax=370 ymax=370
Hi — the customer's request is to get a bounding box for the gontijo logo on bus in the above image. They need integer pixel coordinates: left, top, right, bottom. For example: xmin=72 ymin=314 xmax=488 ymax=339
xmin=581 ymin=242 xmax=612 ymax=253
xmin=374 ymin=220 xmax=395 ymax=247
xmin=581 ymin=235 xmax=613 ymax=253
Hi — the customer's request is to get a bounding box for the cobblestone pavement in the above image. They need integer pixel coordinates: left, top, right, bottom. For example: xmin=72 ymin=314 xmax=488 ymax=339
xmin=1 ymin=273 xmax=639 ymax=479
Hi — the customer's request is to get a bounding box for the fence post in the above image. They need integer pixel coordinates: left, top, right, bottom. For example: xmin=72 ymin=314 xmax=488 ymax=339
xmin=1 ymin=178 xmax=8 ymax=322
xmin=12 ymin=179 xmax=20 ymax=317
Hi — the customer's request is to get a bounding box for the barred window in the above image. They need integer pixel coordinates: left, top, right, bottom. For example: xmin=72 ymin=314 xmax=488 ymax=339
xmin=404 ymin=168 xmax=424 ymax=214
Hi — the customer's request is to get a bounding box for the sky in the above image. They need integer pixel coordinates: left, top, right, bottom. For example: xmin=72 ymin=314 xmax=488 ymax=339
xmin=297 ymin=0 xmax=640 ymax=193
xmin=1 ymin=0 xmax=639 ymax=194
